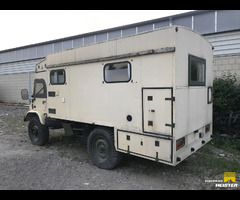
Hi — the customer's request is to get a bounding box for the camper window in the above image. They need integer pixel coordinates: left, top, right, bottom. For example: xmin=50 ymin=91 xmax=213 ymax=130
xmin=50 ymin=69 xmax=66 ymax=85
xmin=104 ymin=61 xmax=131 ymax=83
xmin=188 ymin=54 xmax=206 ymax=86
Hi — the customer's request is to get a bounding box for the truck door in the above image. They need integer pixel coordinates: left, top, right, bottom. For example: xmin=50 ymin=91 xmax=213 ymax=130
xmin=47 ymin=69 xmax=69 ymax=119
xmin=142 ymin=88 xmax=174 ymax=136
xmin=32 ymin=79 xmax=47 ymax=113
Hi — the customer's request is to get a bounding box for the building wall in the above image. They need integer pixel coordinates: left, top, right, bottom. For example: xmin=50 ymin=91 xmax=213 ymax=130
xmin=205 ymin=30 xmax=240 ymax=56
xmin=213 ymin=54 xmax=240 ymax=80
xmin=205 ymin=30 xmax=240 ymax=81
xmin=0 ymin=72 xmax=35 ymax=103
xmin=0 ymin=59 xmax=41 ymax=103
xmin=0 ymin=59 xmax=42 ymax=75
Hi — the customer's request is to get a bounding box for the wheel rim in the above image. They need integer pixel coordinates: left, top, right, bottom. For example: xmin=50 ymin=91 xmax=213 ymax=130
xmin=30 ymin=125 xmax=39 ymax=143
xmin=92 ymin=137 xmax=110 ymax=163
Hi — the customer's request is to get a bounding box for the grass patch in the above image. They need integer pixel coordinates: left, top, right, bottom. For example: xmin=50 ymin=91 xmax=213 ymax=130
xmin=198 ymin=145 xmax=240 ymax=176
xmin=175 ymin=141 xmax=240 ymax=182
xmin=210 ymin=133 xmax=240 ymax=153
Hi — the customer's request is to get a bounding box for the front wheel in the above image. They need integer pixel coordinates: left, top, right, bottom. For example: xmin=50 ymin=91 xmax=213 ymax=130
xmin=87 ymin=128 xmax=122 ymax=169
xmin=28 ymin=116 xmax=49 ymax=146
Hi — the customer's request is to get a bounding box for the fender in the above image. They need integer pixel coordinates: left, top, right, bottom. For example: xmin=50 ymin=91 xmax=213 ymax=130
xmin=24 ymin=111 xmax=46 ymax=125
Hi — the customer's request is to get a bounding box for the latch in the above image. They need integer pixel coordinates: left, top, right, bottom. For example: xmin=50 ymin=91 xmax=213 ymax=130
xmin=165 ymin=97 xmax=175 ymax=101
xmin=165 ymin=123 xmax=175 ymax=128
xmin=149 ymin=109 xmax=155 ymax=112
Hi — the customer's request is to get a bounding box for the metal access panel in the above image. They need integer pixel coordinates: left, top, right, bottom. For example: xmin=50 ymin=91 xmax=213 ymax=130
xmin=117 ymin=130 xmax=173 ymax=163
xmin=142 ymin=88 xmax=174 ymax=136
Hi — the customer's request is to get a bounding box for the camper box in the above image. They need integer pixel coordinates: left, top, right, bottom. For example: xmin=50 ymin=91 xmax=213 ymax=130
xmin=23 ymin=26 xmax=213 ymax=169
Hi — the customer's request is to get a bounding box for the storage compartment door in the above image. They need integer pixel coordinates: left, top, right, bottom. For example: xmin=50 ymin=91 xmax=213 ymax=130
xmin=142 ymin=88 xmax=173 ymax=136
xmin=117 ymin=130 xmax=172 ymax=163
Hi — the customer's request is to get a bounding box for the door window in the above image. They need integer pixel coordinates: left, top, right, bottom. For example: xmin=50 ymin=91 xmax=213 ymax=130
xmin=33 ymin=79 xmax=47 ymax=98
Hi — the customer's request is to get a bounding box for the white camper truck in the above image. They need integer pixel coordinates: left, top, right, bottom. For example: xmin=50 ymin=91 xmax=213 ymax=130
xmin=22 ymin=26 xmax=213 ymax=169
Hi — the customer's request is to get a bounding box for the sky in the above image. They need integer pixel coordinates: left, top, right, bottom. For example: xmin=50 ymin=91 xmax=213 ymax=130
xmin=0 ymin=10 xmax=194 ymax=51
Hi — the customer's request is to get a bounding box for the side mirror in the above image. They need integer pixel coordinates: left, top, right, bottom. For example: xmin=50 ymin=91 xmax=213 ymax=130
xmin=21 ymin=89 xmax=29 ymax=100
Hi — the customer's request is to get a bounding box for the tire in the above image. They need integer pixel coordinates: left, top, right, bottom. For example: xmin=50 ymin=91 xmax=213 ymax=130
xmin=87 ymin=128 xmax=122 ymax=170
xmin=28 ymin=116 xmax=49 ymax=146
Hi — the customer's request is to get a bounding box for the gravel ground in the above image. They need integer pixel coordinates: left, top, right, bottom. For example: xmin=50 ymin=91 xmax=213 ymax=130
xmin=0 ymin=103 xmax=239 ymax=190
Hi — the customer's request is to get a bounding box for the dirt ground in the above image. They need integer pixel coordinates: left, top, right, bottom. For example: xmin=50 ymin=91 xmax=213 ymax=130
xmin=0 ymin=103 xmax=239 ymax=190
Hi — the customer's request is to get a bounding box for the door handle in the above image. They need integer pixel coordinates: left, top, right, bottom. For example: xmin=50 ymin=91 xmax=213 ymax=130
xmin=149 ymin=109 xmax=155 ymax=112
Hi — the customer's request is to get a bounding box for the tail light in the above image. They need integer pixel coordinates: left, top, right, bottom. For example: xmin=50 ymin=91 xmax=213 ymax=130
xmin=176 ymin=137 xmax=185 ymax=151
xmin=205 ymin=124 xmax=211 ymax=133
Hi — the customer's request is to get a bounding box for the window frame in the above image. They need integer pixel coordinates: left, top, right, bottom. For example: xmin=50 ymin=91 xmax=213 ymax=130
xmin=33 ymin=79 xmax=47 ymax=98
xmin=103 ymin=61 xmax=131 ymax=83
xmin=50 ymin=69 xmax=66 ymax=85
xmin=188 ymin=54 xmax=206 ymax=86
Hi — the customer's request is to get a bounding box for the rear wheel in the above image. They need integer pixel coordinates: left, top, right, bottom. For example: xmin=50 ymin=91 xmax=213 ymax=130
xmin=87 ymin=128 xmax=122 ymax=169
xmin=28 ymin=116 xmax=49 ymax=146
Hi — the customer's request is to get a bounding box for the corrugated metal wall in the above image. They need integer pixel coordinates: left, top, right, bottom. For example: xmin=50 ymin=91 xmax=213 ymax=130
xmin=205 ymin=30 xmax=240 ymax=56
xmin=0 ymin=59 xmax=41 ymax=103
xmin=0 ymin=59 xmax=42 ymax=75
xmin=0 ymin=72 xmax=35 ymax=103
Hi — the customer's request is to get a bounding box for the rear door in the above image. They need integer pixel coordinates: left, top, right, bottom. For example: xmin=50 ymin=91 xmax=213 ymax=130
xmin=142 ymin=87 xmax=174 ymax=136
